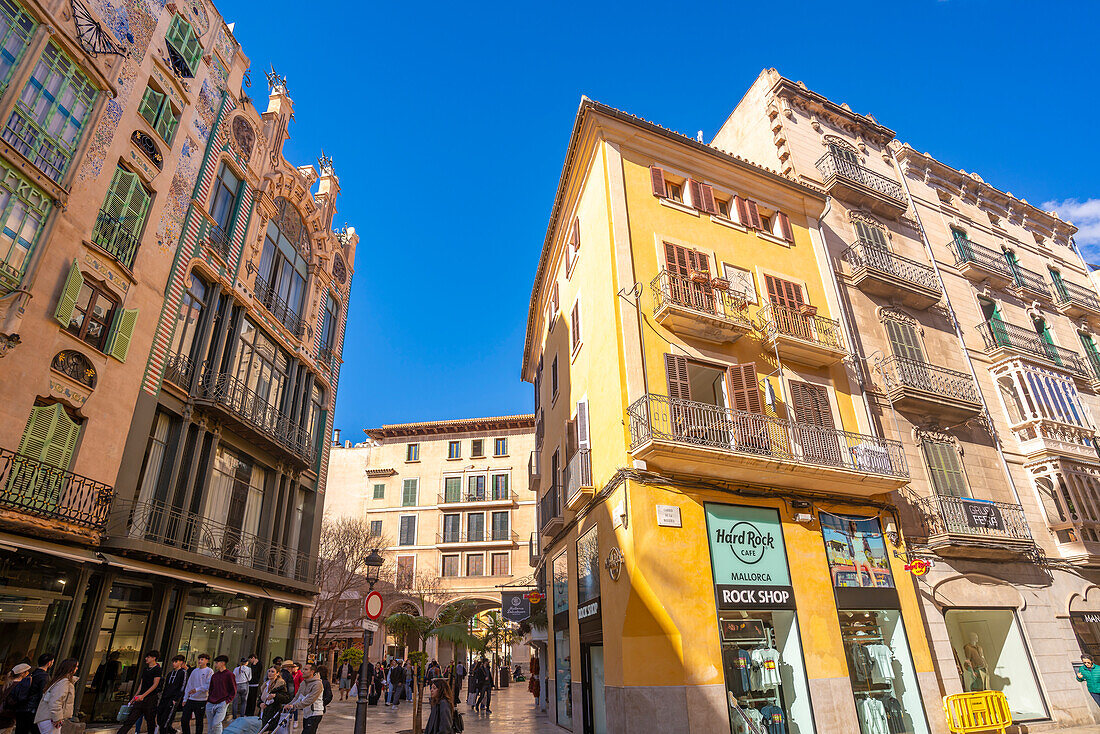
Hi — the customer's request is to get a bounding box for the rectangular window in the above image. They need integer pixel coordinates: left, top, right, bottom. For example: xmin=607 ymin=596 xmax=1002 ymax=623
xmin=396 ymin=556 xmax=414 ymax=588
xmin=551 ymin=357 xmax=559 ymax=398
xmin=166 ymin=273 xmax=206 ymax=381
xmin=209 ymin=162 xmax=241 ymax=232
xmin=93 ymin=166 xmax=152 ymax=268
xmin=665 ymin=180 xmax=683 ymax=203
xmin=165 ymin=14 xmax=201 ymax=76
xmin=491 ymin=552 xmax=509 ymax=576
xmin=2 ymin=43 xmax=96 ymax=182
xmin=491 ymin=511 xmax=509 ymax=541
xmin=398 ymin=515 xmax=416 ymax=546
xmin=441 ymin=554 xmax=459 ymax=577
xmin=922 ymin=440 xmax=971 ymax=498
xmin=372 ymin=483 xmax=385 ymax=499
xmin=257 ymin=219 xmax=308 ymax=335
xmin=571 ymin=299 xmax=581 ymax=352
xmin=491 ymin=473 xmax=509 ymax=500
xmin=471 ymin=439 xmax=484 ymax=458
xmin=467 ymin=513 xmax=485 ymax=542
xmin=716 ymin=198 xmax=731 ymax=218
xmin=318 ymin=294 xmax=338 ymax=360
xmin=137 ymin=84 xmax=179 ymax=143
xmin=495 ymin=438 xmax=507 ymax=456
xmin=443 ymin=476 xmax=462 ymax=503
xmin=466 ymin=553 xmax=484 ymax=577
xmin=448 ymin=440 xmax=461 ymax=459
xmin=0 ymin=0 xmax=34 ymax=94
xmin=468 ymin=475 xmax=485 ymax=501
xmin=442 ymin=513 xmax=461 ymax=543
xmin=0 ymin=165 xmax=47 ymax=290
xmin=406 ymin=443 xmax=419 ymax=462
xmin=369 ymin=519 xmax=382 ymax=536
xmin=402 ymin=478 xmax=418 ymax=506
xmin=64 ymin=279 xmax=117 ymax=352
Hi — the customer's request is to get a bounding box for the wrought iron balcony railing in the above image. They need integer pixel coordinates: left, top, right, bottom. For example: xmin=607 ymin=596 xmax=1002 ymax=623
xmin=815 ymin=151 xmax=906 ymax=206
xmin=628 ymin=393 xmax=908 ymax=479
xmin=163 ymin=352 xmax=195 ymax=388
xmin=254 ymin=274 xmax=305 ymax=338
xmin=1054 ymin=279 xmax=1100 ymax=314
xmin=203 ymin=220 xmax=231 ymax=261
xmin=975 ymin=321 xmax=1088 ymax=377
xmin=529 ymin=531 xmax=540 ymax=566
xmin=196 ymin=368 xmax=316 ymax=466
xmin=875 ymin=356 xmax=981 ymax=404
xmin=949 ymin=238 xmax=1013 ymax=279
xmin=843 ymin=240 xmax=940 ymax=293
xmin=564 ymin=448 xmax=592 ymax=504
xmin=436 ymin=529 xmax=518 ymax=544
xmin=438 ymin=490 xmax=517 ymax=504
xmin=916 ymin=494 xmax=1033 ymax=544
xmin=534 ymin=414 xmax=545 ymax=449
xmin=757 ymin=302 xmax=845 ymax=352
xmin=540 ymin=484 xmax=563 ymax=534
xmin=1086 ymin=352 xmax=1100 ymax=383
xmin=91 ymin=209 xmax=141 ymax=269
xmin=109 ymin=498 xmax=313 ymax=583
xmin=0 ymin=447 xmax=113 ymax=531
xmin=651 ymin=270 xmax=752 ymax=328
xmin=1009 ymin=263 xmax=1050 ymax=299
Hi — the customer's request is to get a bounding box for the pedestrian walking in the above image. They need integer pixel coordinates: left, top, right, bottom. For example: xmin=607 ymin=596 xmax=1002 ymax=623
xmin=258 ymin=667 xmax=290 ymax=728
xmin=204 ymin=656 xmax=235 ymax=734
xmin=453 ymin=661 xmax=465 ymax=703
xmin=117 ymin=651 xmax=162 ymax=734
xmin=403 ymin=661 xmax=414 ymax=703
xmin=473 ymin=660 xmax=491 ymax=714
xmin=1 ymin=664 xmax=32 ymax=734
xmin=423 ymin=678 xmax=454 ymax=734
xmin=15 ymin=654 xmax=53 ymax=734
xmin=281 ymin=664 xmax=323 ymax=734
xmin=32 ymin=659 xmax=77 ymax=734
xmin=157 ymin=655 xmax=187 ymax=734
xmin=245 ymin=656 xmax=262 ymax=716
xmin=528 ymin=655 xmax=540 ymax=703
xmin=230 ymin=659 xmax=251 ymax=719
xmin=1078 ymin=653 xmax=1100 ymax=708
xmin=181 ymin=654 xmax=212 ymax=734
xmin=335 ymin=661 xmax=354 ymax=702
xmin=386 ymin=662 xmax=404 ymax=709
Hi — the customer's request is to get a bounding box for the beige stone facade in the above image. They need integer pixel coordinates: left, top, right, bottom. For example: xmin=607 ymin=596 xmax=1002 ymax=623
xmin=718 ymin=68 xmax=1100 ymax=731
xmin=326 ymin=415 xmax=537 ymax=663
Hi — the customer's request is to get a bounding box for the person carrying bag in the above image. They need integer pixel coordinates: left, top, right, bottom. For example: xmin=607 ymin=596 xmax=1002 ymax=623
xmin=424 ymin=678 xmax=460 ymax=734
xmin=33 ymin=660 xmax=78 ymax=734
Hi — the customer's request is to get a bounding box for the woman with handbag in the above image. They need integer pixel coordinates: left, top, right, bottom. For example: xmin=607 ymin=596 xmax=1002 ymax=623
xmin=423 ymin=679 xmax=455 ymax=734
xmin=258 ymin=668 xmax=290 ymax=727
xmin=33 ymin=660 xmax=78 ymax=734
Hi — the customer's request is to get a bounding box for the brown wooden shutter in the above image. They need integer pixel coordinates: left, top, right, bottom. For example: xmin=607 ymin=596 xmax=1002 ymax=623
xmin=764 ymin=275 xmax=804 ymax=309
xmin=566 ymin=418 xmax=578 ymax=459
xmin=577 ymin=400 xmax=589 ymax=449
xmin=665 ymin=242 xmax=692 ymax=277
xmin=552 ymin=281 xmax=559 ymax=313
xmin=726 ymin=362 xmax=763 ymax=414
xmin=691 ymin=250 xmax=711 ymax=276
xmin=699 ymin=184 xmax=718 ymax=215
xmin=745 ymin=200 xmax=764 ymax=230
xmin=734 ymin=195 xmax=750 ymax=226
xmin=789 ymin=382 xmax=835 ymax=429
xmin=689 ymin=179 xmax=704 ymax=211
xmin=572 ymin=217 xmax=581 ymax=252
xmin=650 ymin=165 xmax=667 ymax=198
xmin=571 ymin=300 xmax=581 ymax=349
xmin=665 ymin=354 xmax=691 ymax=401
xmin=776 ymin=211 xmax=794 ymax=242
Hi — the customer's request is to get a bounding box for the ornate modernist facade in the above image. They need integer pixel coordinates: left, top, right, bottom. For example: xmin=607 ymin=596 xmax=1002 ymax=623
xmin=0 ymin=0 xmax=354 ymax=722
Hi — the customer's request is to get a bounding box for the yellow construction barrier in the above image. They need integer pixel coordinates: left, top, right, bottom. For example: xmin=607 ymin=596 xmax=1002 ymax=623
xmin=943 ymin=690 xmax=1013 ymax=734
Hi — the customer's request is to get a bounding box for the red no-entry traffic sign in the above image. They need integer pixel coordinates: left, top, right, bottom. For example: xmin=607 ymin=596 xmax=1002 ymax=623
xmin=365 ymin=591 xmax=383 ymax=620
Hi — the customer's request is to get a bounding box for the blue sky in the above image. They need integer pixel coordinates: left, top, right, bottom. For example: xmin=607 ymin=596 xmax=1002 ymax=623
xmin=217 ymin=0 xmax=1100 ymax=438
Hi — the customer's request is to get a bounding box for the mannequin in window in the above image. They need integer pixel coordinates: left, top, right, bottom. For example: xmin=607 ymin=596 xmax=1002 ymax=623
xmin=849 ymin=521 xmax=876 ymax=588
xmin=962 ymin=633 xmax=988 ymax=691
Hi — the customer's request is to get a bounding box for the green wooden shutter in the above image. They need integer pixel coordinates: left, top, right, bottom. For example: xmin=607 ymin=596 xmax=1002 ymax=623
xmin=18 ymin=403 xmax=79 ymax=468
xmin=103 ymin=168 xmax=151 ymax=241
xmin=106 ymin=307 xmax=138 ymax=362
xmin=885 ymin=319 xmax=925 ymax=362
xmin=167 ymin=16 xmax=202 ymax=70
xmin=138 ymin=86 xmax=162 ymax=125
xmin=54 ymin=259 xmax=83 ymax=326
xmin=156 ymin=107 xmax=178 ymax=143
xmin=402 ymin=479 xmax=418 ymax=506
xmin=922 ymin=441 xmax=970 ymax=498
xmin=444 ymin=476 xmax=461 ymax=503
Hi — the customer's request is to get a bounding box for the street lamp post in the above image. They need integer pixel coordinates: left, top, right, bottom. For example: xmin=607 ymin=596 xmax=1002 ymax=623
xmin=354 ymin=549 xmax=384 ymax=734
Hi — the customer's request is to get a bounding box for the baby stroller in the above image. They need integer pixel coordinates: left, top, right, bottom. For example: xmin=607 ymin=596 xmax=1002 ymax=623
xmin=257 ymin=711 xmax=293 ymax=734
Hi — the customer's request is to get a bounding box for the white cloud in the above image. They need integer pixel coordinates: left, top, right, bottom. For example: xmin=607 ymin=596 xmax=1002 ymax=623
xmin=1042 ymin=198 xmax=1100 ymax=262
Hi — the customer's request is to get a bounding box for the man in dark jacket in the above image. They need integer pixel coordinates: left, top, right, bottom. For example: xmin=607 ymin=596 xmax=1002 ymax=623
xmin=158 ymin=655 xmax=188 ymax=734
xmin=246 ymin=655 xmax=262 ymax=715
xmin=15 ymin=653 xmax=53 ymax=734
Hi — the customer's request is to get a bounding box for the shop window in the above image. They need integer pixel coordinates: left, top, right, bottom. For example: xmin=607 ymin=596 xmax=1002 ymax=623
xmin=0 ymin=0 xmax=34 ymax=94
xmin=2 ymin=42 xmax=96 ymax=182
xmin=552 ymin=551 xmax=569 ymax=615
xmin=554 ymin=627 xmax=572 ymax=728
xmin=0 ymin=163 xmax=48 ymax=290
xmin=945 ymin=608 xmax=1047 ymax=720
xmin=577 ymin=526 xmax=599 ymax=605
xmin=841 ymin=609 xmax=930 ymax=734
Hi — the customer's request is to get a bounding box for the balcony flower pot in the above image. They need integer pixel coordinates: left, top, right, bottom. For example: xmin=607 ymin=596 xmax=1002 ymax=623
xmin=798 ymin=304 xmax=818 ymax=317
xmin=689 ymin=270 xmax=710 ymax=284
xmin=710 ymin=277 xmax=730 ymax=289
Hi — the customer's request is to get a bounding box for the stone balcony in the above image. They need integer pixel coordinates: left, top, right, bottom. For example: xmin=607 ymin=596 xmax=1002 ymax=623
xmin=1011 ymin=417 xmax=1099 ymax=463
xmin=815 ymin=150 xmax=907 ymax=215
xmin=842 ymin=240 xmax=941 ymax=310
xmin=651 ymin=270 xmax=753 ymax=343
xmin=915 ymin=494 xmax=1035 ymax=560
xmin=757 ymin=302 xmax=847 ymax=367
xmin=1054 ymin=279 xmax=1100 ymax=321
xmin=950 ymin=238 xmax=1014 ymax=290
xmin=875 ymin=356 xmax=983 ymax=422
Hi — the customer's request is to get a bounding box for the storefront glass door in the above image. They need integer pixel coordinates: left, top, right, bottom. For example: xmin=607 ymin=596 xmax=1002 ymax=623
xmin=84 ymin=606 xmax=151 ymax=723
xmin=944 ymin=609 xmax=1047 ymax=720
xmin=177 ymin=614 xmax=255 ymax=667
xmin=841 ymin=610 xmax=928 ymax=734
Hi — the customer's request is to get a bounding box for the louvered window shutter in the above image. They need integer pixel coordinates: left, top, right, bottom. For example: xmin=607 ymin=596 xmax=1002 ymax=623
xmin=54 ymin=259 xmax=84 ymax=326
xmin=177 ymin=19 xmax=202 ymax=69
xmin=690 ymin=251 xmax=711 ymax=277
xmin=107 ymin=307 xmax=138 ymax=362
xmin=156 ymin=106 xmax=178 ymax=143
xmin=665 ymin=242 xmax=692 ymax=277
xmin=922 ymin=441 xmax=970 ymax=498
xmin=689 ymin=179 xmax=704 ymax=211
xmin=572 ymin=217 xmax=581 ymax=252
xmin=138 ymin=87 xmax=162 ymax=125
xmin=664 ymin=354 xmax=690 ymax=401
xmin=734 ymin=196 xmax=750 ymax=226
xmin=566 ymin=418 xmax=577 ymax=459
xmin=776 ymin=212 xmax=794 ymax=242
xmin=18 ymin=403 xmax=79 ymax=470
xmin=789 ymin=382 xmax=835 ymax=428
xmin=764 ymin=275 xmax=804 ymax=309
xmin=650 ymin=166 xmax=667 ymax=198
xmin=577 ymin=400 xmax=589 ymax=449
xmin=727 ymin=363 xmax=762 ymax=414
xmin=745 ymin=200 xmax=763 ymax=230
xmin=571 ymin=300 xmax=581 ymax=350
xmin=103 ymin=167 xmax=151 ymax=242
xmin=885 ymin=319 xmax=924 ymax=362
xmin=699 ymin=184 xmax=718 ymax=215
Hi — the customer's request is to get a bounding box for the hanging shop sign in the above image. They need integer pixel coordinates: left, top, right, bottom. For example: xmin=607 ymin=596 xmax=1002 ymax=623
xmin=905 ymin=559 xmax=933 ymax=576
xmin=705 ymin=504 xmax=795 ymax=610
xmin=960 ymin=499 xmax=1005 ymax=532
xmin=502 ymin=591 xmax=531 ymax=622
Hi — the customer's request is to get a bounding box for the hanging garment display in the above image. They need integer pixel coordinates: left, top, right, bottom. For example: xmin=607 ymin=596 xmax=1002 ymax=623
xmin=759 ymin=703 xmax=787 ymax=734
xmin=883 ymin=695 xmax=905 ymax=734
xmin=865 ymin=644 xmax=896 ymax=683
xmin=751 ymin=647 xmax=782 ymax=689
xmin=857 ymin=696 xmax=890 ymax=734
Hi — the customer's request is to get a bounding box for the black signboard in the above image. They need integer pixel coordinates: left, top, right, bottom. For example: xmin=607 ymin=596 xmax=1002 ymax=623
xmin=501 ymin=591 xmax=531 ymax=622
xmin=961 ymin=499 xmax=1005 ymax=532
xmin=720 ymin=619 xmax=766 ymax=641
xmin=715 ymin=584 xmax=796 ymax=610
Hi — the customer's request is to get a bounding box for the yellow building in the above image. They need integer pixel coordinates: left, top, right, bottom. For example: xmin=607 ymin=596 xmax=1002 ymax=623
xmin=522 ymin=99 xmax=940 ymax=734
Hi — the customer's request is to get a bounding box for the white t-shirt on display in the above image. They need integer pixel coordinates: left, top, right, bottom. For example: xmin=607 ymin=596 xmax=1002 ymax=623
xmin=864 ymin=644 xmax=895 ymax=683
xmin=750 ymin=648 xmax=782 ymax=689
